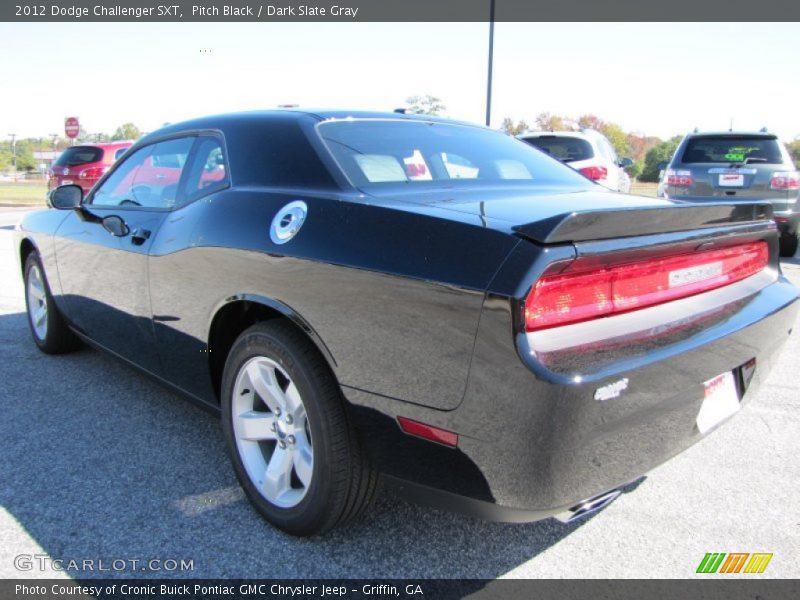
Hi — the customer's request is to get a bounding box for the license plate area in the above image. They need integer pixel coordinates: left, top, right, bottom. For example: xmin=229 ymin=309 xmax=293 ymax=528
xmin=719 ymin=173 xmax=744 ymax=187
xmin=696 ymin=369 xmax=743 ymax=434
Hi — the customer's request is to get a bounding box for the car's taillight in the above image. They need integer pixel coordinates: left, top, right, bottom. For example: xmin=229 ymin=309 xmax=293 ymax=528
xmin=525 ymin=242 xmax=769 ymax=332
xmin=770 ymin=171 xmax=800 ymax=190
xmin=579 ymin=166 xmax=608 ymax=181
xmin=78 ymin=166 xmax=109 ymax=179
xmin=665 ymin=169 xmax=693 ymax=186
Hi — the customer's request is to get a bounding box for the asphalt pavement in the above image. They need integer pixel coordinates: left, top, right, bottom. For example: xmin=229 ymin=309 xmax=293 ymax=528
xmin=1 ymin=207 xmax=798 ymax=579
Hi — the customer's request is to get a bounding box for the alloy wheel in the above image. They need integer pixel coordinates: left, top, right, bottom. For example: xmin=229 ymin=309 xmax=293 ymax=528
xmin=231 ymin=356 xmax=314 ymax=508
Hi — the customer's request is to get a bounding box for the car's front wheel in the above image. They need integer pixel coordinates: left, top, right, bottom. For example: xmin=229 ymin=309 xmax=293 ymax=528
xmin=23 ymin=252 xmax=81 ymax=354
xmin=221 ymin=321 xmax=378 ymax=536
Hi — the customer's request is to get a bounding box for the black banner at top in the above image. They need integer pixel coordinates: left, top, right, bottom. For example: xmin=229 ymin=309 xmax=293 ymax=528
xmin=4 ymin=0 xmax=800 ymax=22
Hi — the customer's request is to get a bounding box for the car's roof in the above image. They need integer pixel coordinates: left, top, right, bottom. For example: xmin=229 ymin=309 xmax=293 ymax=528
xmin=518 ymin=129 xmax=602 ymax=139
xmin=138 ymin=109 xmax=483 ymax=146
xmin=685 ymin=130 xmax=777 ymax=138
xmin=71 ymin=141 xmax=134 ymax=149
xmin=165 ymin=109 xmax=473 ymax=130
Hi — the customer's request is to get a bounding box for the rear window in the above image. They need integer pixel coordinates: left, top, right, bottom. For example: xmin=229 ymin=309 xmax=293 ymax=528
xmin=318 ymin=120 xmax=589 ymax=188
xmin=54 ymin=146 xmax=103 ymax=167
xmin=682 ymin=135 xmax=783 ymax=164
xmin=521 ymin=135 xmax=594 ymax=163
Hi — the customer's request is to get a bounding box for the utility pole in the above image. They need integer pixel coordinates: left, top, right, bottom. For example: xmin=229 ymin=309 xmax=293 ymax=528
xmin=485 ymin=0 xmax=495 ymax=127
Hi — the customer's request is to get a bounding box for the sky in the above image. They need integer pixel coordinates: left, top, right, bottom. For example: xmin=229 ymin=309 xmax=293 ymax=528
xmin=0 ymin=22 xmax=798 ymax=141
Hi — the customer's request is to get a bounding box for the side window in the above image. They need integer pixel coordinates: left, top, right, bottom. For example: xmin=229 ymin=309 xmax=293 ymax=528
xmin=180 ymin=136 xmax=229 ymax=204
xmin=91 ymin=145 xmax=153 ymax=207
xmin=132 ymin=138 xmax=194 ymax=209
xmin=91 ymin=137 xmax=193 ymax=209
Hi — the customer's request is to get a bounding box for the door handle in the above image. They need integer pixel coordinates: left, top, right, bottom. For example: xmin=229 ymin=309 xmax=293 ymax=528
xmin=131 ymin=228 xmax=151 ymax=245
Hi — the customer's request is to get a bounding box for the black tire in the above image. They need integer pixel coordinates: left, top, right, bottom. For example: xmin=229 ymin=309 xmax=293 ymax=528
xmin=780 ymin=232 xmax=798 ymax=258
xmin=221 ymin=320 xmax=378 ymax=536
xmin=23 ymin=252 xmax=81 ymax=354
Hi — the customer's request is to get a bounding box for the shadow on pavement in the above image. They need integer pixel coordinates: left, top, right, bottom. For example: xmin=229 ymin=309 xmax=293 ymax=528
xmin=0 ymin=310 xmax=640 ymax=579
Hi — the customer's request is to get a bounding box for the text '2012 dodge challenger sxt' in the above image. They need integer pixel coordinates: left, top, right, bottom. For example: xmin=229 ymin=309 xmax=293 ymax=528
xmin=17 ymin=110 xmax=799 ymax=536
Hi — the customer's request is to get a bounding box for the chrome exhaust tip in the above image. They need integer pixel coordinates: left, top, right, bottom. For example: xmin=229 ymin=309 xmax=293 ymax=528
xmin=554 ymin=489 xmax=622 ymax=524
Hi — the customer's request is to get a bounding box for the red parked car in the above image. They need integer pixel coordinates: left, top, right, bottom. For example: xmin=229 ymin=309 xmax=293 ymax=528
xmin=48 ymin=141 xmax=133 ymax=194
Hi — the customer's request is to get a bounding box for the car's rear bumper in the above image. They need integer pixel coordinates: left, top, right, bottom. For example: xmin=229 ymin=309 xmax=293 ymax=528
xmin=346 ymin=275 xmax=799 ymax=522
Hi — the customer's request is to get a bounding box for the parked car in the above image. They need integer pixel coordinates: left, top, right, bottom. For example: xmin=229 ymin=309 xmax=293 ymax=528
xmin=18 ymin=111 xmax=798 ymax=536
xmin=48 ymin=141 xmax=133 ymax=195
xmin=518 ymin=129 xmax=633 ymax=193
xmin=661 ymin=130 xmax=800 ymax=257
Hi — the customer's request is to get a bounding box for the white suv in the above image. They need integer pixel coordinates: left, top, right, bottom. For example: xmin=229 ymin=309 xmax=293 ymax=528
xmin=518 ymin=129 xmax=632 ymax=193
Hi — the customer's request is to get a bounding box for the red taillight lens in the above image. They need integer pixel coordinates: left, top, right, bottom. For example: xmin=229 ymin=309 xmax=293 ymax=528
xmin=78 ymin=166 xmax=109 ymax=179
xmin=525 ymin=242 xmax=769 ymax=332
xmin=579 ymin=166 xmax=608 ymax=181
xmin=666 ymin=169 xmax=693 ymax=186
xmin=770 ymin=171 xmax=800 ymax=190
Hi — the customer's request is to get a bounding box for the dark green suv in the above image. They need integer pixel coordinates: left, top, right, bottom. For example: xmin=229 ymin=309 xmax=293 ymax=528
xmin=662 ymin=131 xmax=799 ymax=256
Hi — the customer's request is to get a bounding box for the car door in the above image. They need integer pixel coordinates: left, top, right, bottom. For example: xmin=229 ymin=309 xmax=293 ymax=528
xmin=54 ymin=137 xmax=195 ymax=373
xmin=146 ymin=135 xmax=231 ymax=398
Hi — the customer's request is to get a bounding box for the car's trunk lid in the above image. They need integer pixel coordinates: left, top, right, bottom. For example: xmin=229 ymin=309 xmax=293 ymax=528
xmin=367 ymin=185 xmax=773 ymax=244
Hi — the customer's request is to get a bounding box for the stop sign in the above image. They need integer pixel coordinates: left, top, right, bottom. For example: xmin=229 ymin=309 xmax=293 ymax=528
xmin=65 ymin=117 xmax=80 ymax=139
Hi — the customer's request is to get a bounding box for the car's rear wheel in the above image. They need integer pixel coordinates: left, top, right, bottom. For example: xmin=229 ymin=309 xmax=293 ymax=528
xmin=780 ymin=232 xmax=798 ymax=258
xmin=24 ymin=253 xmax=81 ymax=354
xmin=221 ymin=320 xmax=378 ymax=536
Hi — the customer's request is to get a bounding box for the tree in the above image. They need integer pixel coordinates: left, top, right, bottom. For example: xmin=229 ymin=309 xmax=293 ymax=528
xmin=626 ymin=134 xmax=660 ymax=161
xmin=0 ymin=138 xmax=37 ymax=172
xmin=404 ymin=95 xmax=446 ymax=116
xmin=112 ymin=122 xmax=142 ymax=141
xmin=534 ymin=112 xmax=567 ymax=131
xmin=599 ymin=122 xmax=632 ymax=159
xmin=500 ymin=118 xmax=529 ymax=135
xmin=577 ymin=114 xmax=605 ymax=130
xmin=786 ymin=139 xmax=800 ymax=165
xmin=625 ymin=161 xmax=643 ymax=180
xmin=640 ymin=135 xmax=683 ymax=182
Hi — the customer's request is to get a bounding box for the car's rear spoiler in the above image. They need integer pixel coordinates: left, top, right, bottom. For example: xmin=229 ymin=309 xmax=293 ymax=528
xmin=512 ymin=202 xmax=774 ymax=244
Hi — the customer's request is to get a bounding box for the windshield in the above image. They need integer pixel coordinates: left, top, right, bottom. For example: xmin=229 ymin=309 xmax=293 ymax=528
xmin=318 ymin=119 xmax=592 ymax=190
xmin=521 ymin=135 xmax=594 ymax=163
xmin=54 ymin=146 xmax=103 ymax=167
xmin=682 ymin=135 xmax=783 ymax=164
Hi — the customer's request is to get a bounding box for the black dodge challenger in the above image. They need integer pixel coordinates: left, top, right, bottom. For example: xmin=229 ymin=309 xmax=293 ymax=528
xmin=16 ymin=110 xmax=799 ymax=536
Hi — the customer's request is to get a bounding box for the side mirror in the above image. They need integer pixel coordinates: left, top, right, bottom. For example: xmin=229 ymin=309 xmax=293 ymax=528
xmin=619 ymin=157 xmax=634 ymax=168
xmin=101 ymin=215 xmax=129 ymax=237
xmin=49 ymin=184 xmax=83 ymax=209
xmin=657 ymin=161 xmax=669 ymax=170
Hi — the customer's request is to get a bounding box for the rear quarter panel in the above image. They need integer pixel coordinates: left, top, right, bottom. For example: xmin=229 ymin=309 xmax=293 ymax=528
xmin=147 ymin=188 xmax=520 ymax=410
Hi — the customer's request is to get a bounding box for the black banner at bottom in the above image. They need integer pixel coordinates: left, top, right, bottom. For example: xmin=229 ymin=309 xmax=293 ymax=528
xmin=2 ymin=579 xmax=799 ymax=600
